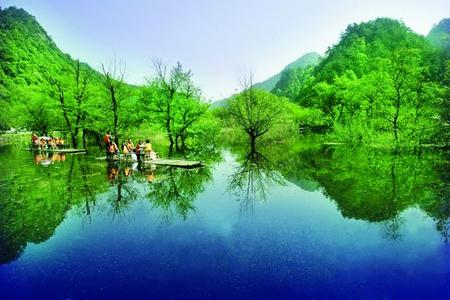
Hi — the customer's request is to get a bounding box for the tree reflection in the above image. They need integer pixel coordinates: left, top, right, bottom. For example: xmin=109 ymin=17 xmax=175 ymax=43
xmin=145 ymin=166 xmax=212 ymax=221
xmin=106 ymin=162 xmax=139 ymax=218
xmin=228 ymin=149 xmax=285 ymax=213
xmin=264 ymin=139 xmax=450 ymax=241
xmin=0 ymin=151 xmax=109 ymax=264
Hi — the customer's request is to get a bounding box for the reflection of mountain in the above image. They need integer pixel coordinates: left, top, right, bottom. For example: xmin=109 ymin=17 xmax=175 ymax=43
xmin=0 ymin=151 xmax=109 ymax=264
xmin=259 ymin=140 xmax=449 ymax=237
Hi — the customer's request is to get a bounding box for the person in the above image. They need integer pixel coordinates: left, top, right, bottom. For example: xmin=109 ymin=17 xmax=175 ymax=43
xmin=39 ymin=138 xmax=47 ymax=150
xmin=109 ymin=141 xmax=119 ymax=158
xmin=49 ymin=138 xmax=57 ymax=149
xmin=135 ymin=140 xmax=142 ymax=162
xmin=144 ymin=139 xmax=152 ymax=154
xmin=104 ymin=131 xmax=112 ymax=159
xmin=126 ymin=139 xmax=135 ymax=152
xmin=59 ymin=138 xmax=65 ymax=149
xmin=31 ymin=133 xmax=38 ymax=148
xmin=122 ymin=143 xmax=129 ymax=155
xmin=144 ymin=139 xmax=157 ymax=160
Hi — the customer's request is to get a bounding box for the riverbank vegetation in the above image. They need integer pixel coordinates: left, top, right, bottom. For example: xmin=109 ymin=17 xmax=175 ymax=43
xmin=1 ymin=7 xmax=449 ymax=153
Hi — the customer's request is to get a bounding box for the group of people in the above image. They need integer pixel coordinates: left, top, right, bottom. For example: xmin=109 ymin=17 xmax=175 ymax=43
xmin=103 ymin=131 xmax=156 ymax=161
xmin=31 ymin=133 xmax=65 ymax=150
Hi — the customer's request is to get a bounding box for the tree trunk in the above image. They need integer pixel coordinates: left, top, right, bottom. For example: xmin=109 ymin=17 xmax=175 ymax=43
xmin=175 ymin=135 xmax=180 ymax=152
xmin=82 ymin=129 xmax=87 ymax=149
xmin=168 ymin=135 xmax=174 ymax=155
xmin=250 ymin=135 xmax=257 ymax=153
xmin=393 ymin=99 xmax=400 ymax=141
xmin=71 ymin=134 xmax=78 ymax=149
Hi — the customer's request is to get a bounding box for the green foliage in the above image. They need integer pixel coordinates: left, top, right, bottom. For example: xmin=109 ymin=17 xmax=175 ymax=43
xmin=274 ymin=18 xmax=450 ymax=146
xmin=227 ymin=86 xmax=289 ymax=149
xmin=141 ymin=62 xmax=213 ymax=153
xmin=0 ymin=8 xmax=217 ymax=154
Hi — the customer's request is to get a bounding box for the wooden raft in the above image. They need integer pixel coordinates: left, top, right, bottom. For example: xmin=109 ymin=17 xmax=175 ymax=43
xmin=26 ymin=148 xmax=87 ymax=154
xmin=144 ymin=158 xmax=204 ymax=168
xmin=96 ymin=156 xmax=204 ymax=168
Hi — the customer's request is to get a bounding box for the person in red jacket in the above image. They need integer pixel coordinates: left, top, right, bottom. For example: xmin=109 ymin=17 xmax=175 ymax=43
xmin=103 ymin=131 xmax=112 ymax=159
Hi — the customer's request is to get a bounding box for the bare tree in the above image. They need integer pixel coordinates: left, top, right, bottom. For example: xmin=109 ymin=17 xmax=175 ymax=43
xmin=228 ymin=75 xmax=286 ymax=152
xmin=49 ymin=60 xmax=93 ymax=148
xmin=101 ymin=59 xmax=127 ymax=146
xmin=149 ymin=60 xmax=208 ymax=153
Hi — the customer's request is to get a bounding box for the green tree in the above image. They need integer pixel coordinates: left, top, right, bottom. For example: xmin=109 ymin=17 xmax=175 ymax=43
xmin=144 ymin=61 xmax=209 ymax=153
xmin=49 ymin=60 xmax=93 ymax=147
xmin=228 ymin=77 xmax=286 ymax=151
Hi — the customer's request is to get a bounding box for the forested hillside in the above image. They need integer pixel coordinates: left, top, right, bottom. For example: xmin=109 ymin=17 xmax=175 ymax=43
xmin=1 ymin=6 xmax=448 ymax=148
xmin=277 ymin=18 xmax=449 ymax=145
xmin=0 ymin=7 xmax=104 ymax=133
xmin=0 ymin=7 xmax=215 ymax=151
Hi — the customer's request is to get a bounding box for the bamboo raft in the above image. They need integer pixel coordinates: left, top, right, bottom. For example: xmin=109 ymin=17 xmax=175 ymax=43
xmin=96 ymin=156 xmax=204 ymax=168
xmin=26 ymin=148 xmax=87 ymax=154
xmin=145 ymin=158 xmax=204 ymax=168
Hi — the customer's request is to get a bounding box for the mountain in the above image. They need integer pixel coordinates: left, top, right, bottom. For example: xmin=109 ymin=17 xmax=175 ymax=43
xmin=427 ymin=18 xmax=450 ymax=49
xmin=0 ymin=6 xmax=104 ymax=131
xmin=210 ymin=52 xmax=321 ymax=108
xmin=253 ymin=52 xmax=321 ymax=91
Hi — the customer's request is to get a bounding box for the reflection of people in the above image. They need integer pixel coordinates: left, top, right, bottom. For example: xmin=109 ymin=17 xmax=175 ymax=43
xmin=50 ymin=153 xmax=66 ymax=162
xmin=107 ymin=166 xmax=119 ymax=181
xmin=124 ymin=167 xmax=132 ymax=177
xmin=146 ymin=166 xmax=155 ymax=183
xmin=34 ymin=153 xmax=46 ymax=165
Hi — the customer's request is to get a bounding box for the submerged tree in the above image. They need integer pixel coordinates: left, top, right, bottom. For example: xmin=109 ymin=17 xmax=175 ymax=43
xmin=228 ymin=76 xmax=286 ymax=151
xmin=144 ymin=61 xmax=209 ymax=153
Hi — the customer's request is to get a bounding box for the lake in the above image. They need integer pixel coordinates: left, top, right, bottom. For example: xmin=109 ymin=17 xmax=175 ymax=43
xmin=0 ymin=140 xmax=449 ymax=299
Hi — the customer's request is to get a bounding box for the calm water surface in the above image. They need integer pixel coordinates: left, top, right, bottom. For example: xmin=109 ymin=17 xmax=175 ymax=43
xmin=0 ymin=142 xmax=449 ymax=299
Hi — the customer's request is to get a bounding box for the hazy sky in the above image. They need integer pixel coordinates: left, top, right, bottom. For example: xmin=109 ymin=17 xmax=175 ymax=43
xmin=3 ymin=0 xmax=449 ymax=100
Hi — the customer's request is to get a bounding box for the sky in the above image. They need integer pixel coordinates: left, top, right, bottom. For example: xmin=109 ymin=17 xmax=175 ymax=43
xmin=2 ymin=0 xmax=450 ymax=100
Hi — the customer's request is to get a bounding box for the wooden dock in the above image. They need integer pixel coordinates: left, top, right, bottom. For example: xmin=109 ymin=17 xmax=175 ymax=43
xmin=26 ymin=148 xmax=87 ymax=154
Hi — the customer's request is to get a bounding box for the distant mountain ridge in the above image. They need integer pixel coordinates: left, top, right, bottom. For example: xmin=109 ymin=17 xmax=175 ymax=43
xmin=427 ymin=18 xmax=450 ymax=48
xmin=211 ymin=52 xmax=321 ymax=108
xmin=253 ymin=52 xmax=321 ymax=91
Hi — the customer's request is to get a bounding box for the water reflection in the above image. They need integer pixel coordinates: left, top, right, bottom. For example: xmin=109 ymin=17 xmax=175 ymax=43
xmin=0 ymin=140 xmax=448 ymax=268
xmin=33 ymin=153 xmax=66 ymax=165
xmin=0 ymin=152 xmax=108 ymax=264
xmin=146 ymin=166 xmax=213 ymax=221
xmin=262 ymin=141 xmax=450 ymax=241
xmin=228 ymin=149 xmax=285 ymax=213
